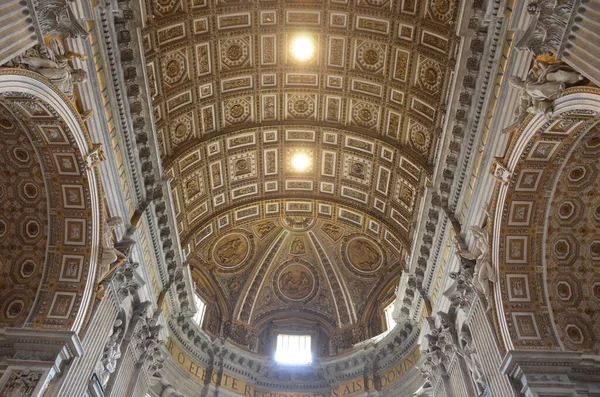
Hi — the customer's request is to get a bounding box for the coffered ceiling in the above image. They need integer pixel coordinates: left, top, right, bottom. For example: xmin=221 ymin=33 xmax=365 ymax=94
xmin=141 ymin=0 xmax=462 ymax=348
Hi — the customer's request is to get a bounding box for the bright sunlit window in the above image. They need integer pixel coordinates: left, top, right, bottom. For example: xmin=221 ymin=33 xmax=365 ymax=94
xmin=290 ymin=34 xmax=315 ymax=62
xmin=291 ymin=152 xmax=311 ymax=172
xmin=193 ymin=293 xmax=207 ymax=326
xmin=275 ymin=334 xmax=312 ymax=365
xmin=385 ymin=302 xmax=396 ymax=331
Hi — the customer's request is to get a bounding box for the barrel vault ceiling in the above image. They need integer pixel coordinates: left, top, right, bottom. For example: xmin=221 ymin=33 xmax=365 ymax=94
xmin=141 ymin=0 xmax=462 ymax=348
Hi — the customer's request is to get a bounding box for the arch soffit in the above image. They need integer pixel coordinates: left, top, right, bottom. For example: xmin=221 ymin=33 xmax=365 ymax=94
xmin=0 ymin=70 xmax=103 ymax=333
xmin=491 ymin=88 xmax=600 ymax=352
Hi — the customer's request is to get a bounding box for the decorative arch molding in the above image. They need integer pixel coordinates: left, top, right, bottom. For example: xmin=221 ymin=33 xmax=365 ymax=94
xmin=0 ymin=70 xmax=103 ymax=333
xmin=181 ymin=197 xmax=412 ymax=258
xmin=491 ymin=87 xmax=600 ymax=352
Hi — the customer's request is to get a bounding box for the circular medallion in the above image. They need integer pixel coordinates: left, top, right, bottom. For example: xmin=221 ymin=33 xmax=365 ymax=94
xmin=278 ymin=264 xmax=314 ymax=300
xmin=230 ymin=104 xmax=245 ymax=118
xmin=423 ymin=67 xmax=438 ymax=85
xmin=358 ymin=108 xmax=372 ymax=122
xmin=162 ymin=52 xmax=186 ymax=86
xmin=363 ymin=49 xmax=379 ymax=65
xmin=274 ymin=259 xmax=319 ymax=303
xmin=235 ymin=159 xmax=248 ymax=172
xmin=212 ymin=232 xmax=251 ymax=270
xmin=166 ymin=59 xmax=181 ymax=78
xmin=414 ymin=131 xmax=427 ymax=146
xmin=174 ymin=123 xmax=187 ymax=140
xmin=294 ymin=100 xmax=308 ymax=113
xmin=410 ymin=123 xmax=432 ymax=153
xmin=227 ymin=45 xmax=243 ymax=61
xmin=342 ymin=235 xmax=384 ymax=275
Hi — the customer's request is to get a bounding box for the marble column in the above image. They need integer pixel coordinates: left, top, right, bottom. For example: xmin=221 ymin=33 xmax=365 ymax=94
xmin=52 ymin=297 xmax=120 ymax=396
xmin=558 ymin=0 xmax=600 ymax=86
xmin=0 ymin=0 xmax=40 ymax=65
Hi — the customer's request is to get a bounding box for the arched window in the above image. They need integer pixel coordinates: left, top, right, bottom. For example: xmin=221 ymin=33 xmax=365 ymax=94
xmin=274 ymin=334 xmax=312 ymax=365
xmin=385 ymin=302 xmax=396 ymax=331
xmin=193 ymin=293 xmax=207 ymax=326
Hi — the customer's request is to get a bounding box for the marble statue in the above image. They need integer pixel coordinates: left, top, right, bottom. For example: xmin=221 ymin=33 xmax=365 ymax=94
xmin=99 ymin=217 xmax=126 ymax=277
xmin=10 ymin=44 xmax=87 ymax=96
xmin=97 ymin=319 xmax=124 ymax=388
xmin=35 ymin=0 xmax=89 ymax=39
xmin=457 ymin=330 xmax=488 ymax=395
xmin=515 ymin=0 xmax=575 ymax=55
xmin=456 ymin=226 xmax=496 ymax=305
xmin=510 ymin=59 xmax=584 ymax=121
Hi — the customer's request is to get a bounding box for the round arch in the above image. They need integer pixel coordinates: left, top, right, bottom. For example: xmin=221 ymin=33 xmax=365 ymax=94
xmin=492 ymin=87 xmax=600 ymax=352
xmin=0 ymin=70 xmax=103 ymax=333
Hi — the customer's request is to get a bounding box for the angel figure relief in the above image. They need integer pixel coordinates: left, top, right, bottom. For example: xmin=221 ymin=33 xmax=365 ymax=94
xmin=455 ymin=226 xmax=496 ymax=307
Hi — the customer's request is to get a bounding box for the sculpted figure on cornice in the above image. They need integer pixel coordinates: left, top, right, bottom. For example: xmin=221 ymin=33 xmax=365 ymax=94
xmin=100 ymin=216 xmax=127 ymax=276
xmin=457 ymin=328 xmax=487 ymax=395
xmin=445 ymin=242 xmax=477 ymax=311
xmin=510 ymin=58 xmax=585 ymax=121
xmin=516 ymin=0 xmax=575 ymax=55
xmin=6 ymin=44 xmax=87 ymax=97
xmin=455 ymin=226 xmax=495 ymax=306
xmin=95 ymin=318 xmax=125 ymax=388
xmin=34 ymin=0 xmax=88 ymax=39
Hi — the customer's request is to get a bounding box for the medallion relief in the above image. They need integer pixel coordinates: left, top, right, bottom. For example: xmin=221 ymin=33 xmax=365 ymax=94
xmin=274 ymin=259 xmax=319 ymax=302
xmin=342 ymin=235 xmax=385 ymax=276
xmin=211 ymin=232 xmax=252 ymax=271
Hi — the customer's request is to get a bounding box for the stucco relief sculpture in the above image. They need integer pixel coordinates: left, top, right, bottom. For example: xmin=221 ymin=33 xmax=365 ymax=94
xmin=1 ymin=371 xmax=41 ymax=397
xmin=455 ymin=226 xmax=496 ymax=306
xmin=347 ymin=237 xmax=382 ymax=273
xmin=34 ymin=0 xmax=89 ymax=39
xmin=6 ymin=44 xmax=87 ymax=97
xmin=457 ymin=329 xmax=488 ymax=395
xmin=278 ymin=264 xmax=314 ymax=300
xmin=510 ymin=59 xmax=584 ymax=121
xmin=212 ymin=233 xmax=249 ymax=269
xmin=95 ymin=318 xmax=124 ymax=388
xmin=289 ymin=236 xmax=306 ymax=255
xmin=515 ymin=0 xmax=575 ymax=55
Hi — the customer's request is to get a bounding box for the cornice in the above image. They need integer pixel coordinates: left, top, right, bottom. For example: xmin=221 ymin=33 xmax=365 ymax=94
xmin=166 ymin=317 xmax=419 ymax=390
xmin=93 ymin=0 xmax=194 ymax=316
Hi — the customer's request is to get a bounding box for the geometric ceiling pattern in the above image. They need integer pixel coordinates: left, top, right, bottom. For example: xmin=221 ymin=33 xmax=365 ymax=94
xmin=0 ymin=103 xmax=49 ymax=328
xmin=545 ymin=124 xmax=600 ymax=352
xmin=142 ymin=0 xmax=462 ymax=353
xmin=494 ymin=104 xmax=600 ymax=352
xmin=0 ymin=91 xmax=96 ymax=331
xmin=191 ymin=217 xmax=401 ymax=353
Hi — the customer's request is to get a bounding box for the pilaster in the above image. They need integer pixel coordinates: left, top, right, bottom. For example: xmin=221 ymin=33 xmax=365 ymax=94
xmin=0 ymin=328 xmax=83 ymax=397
